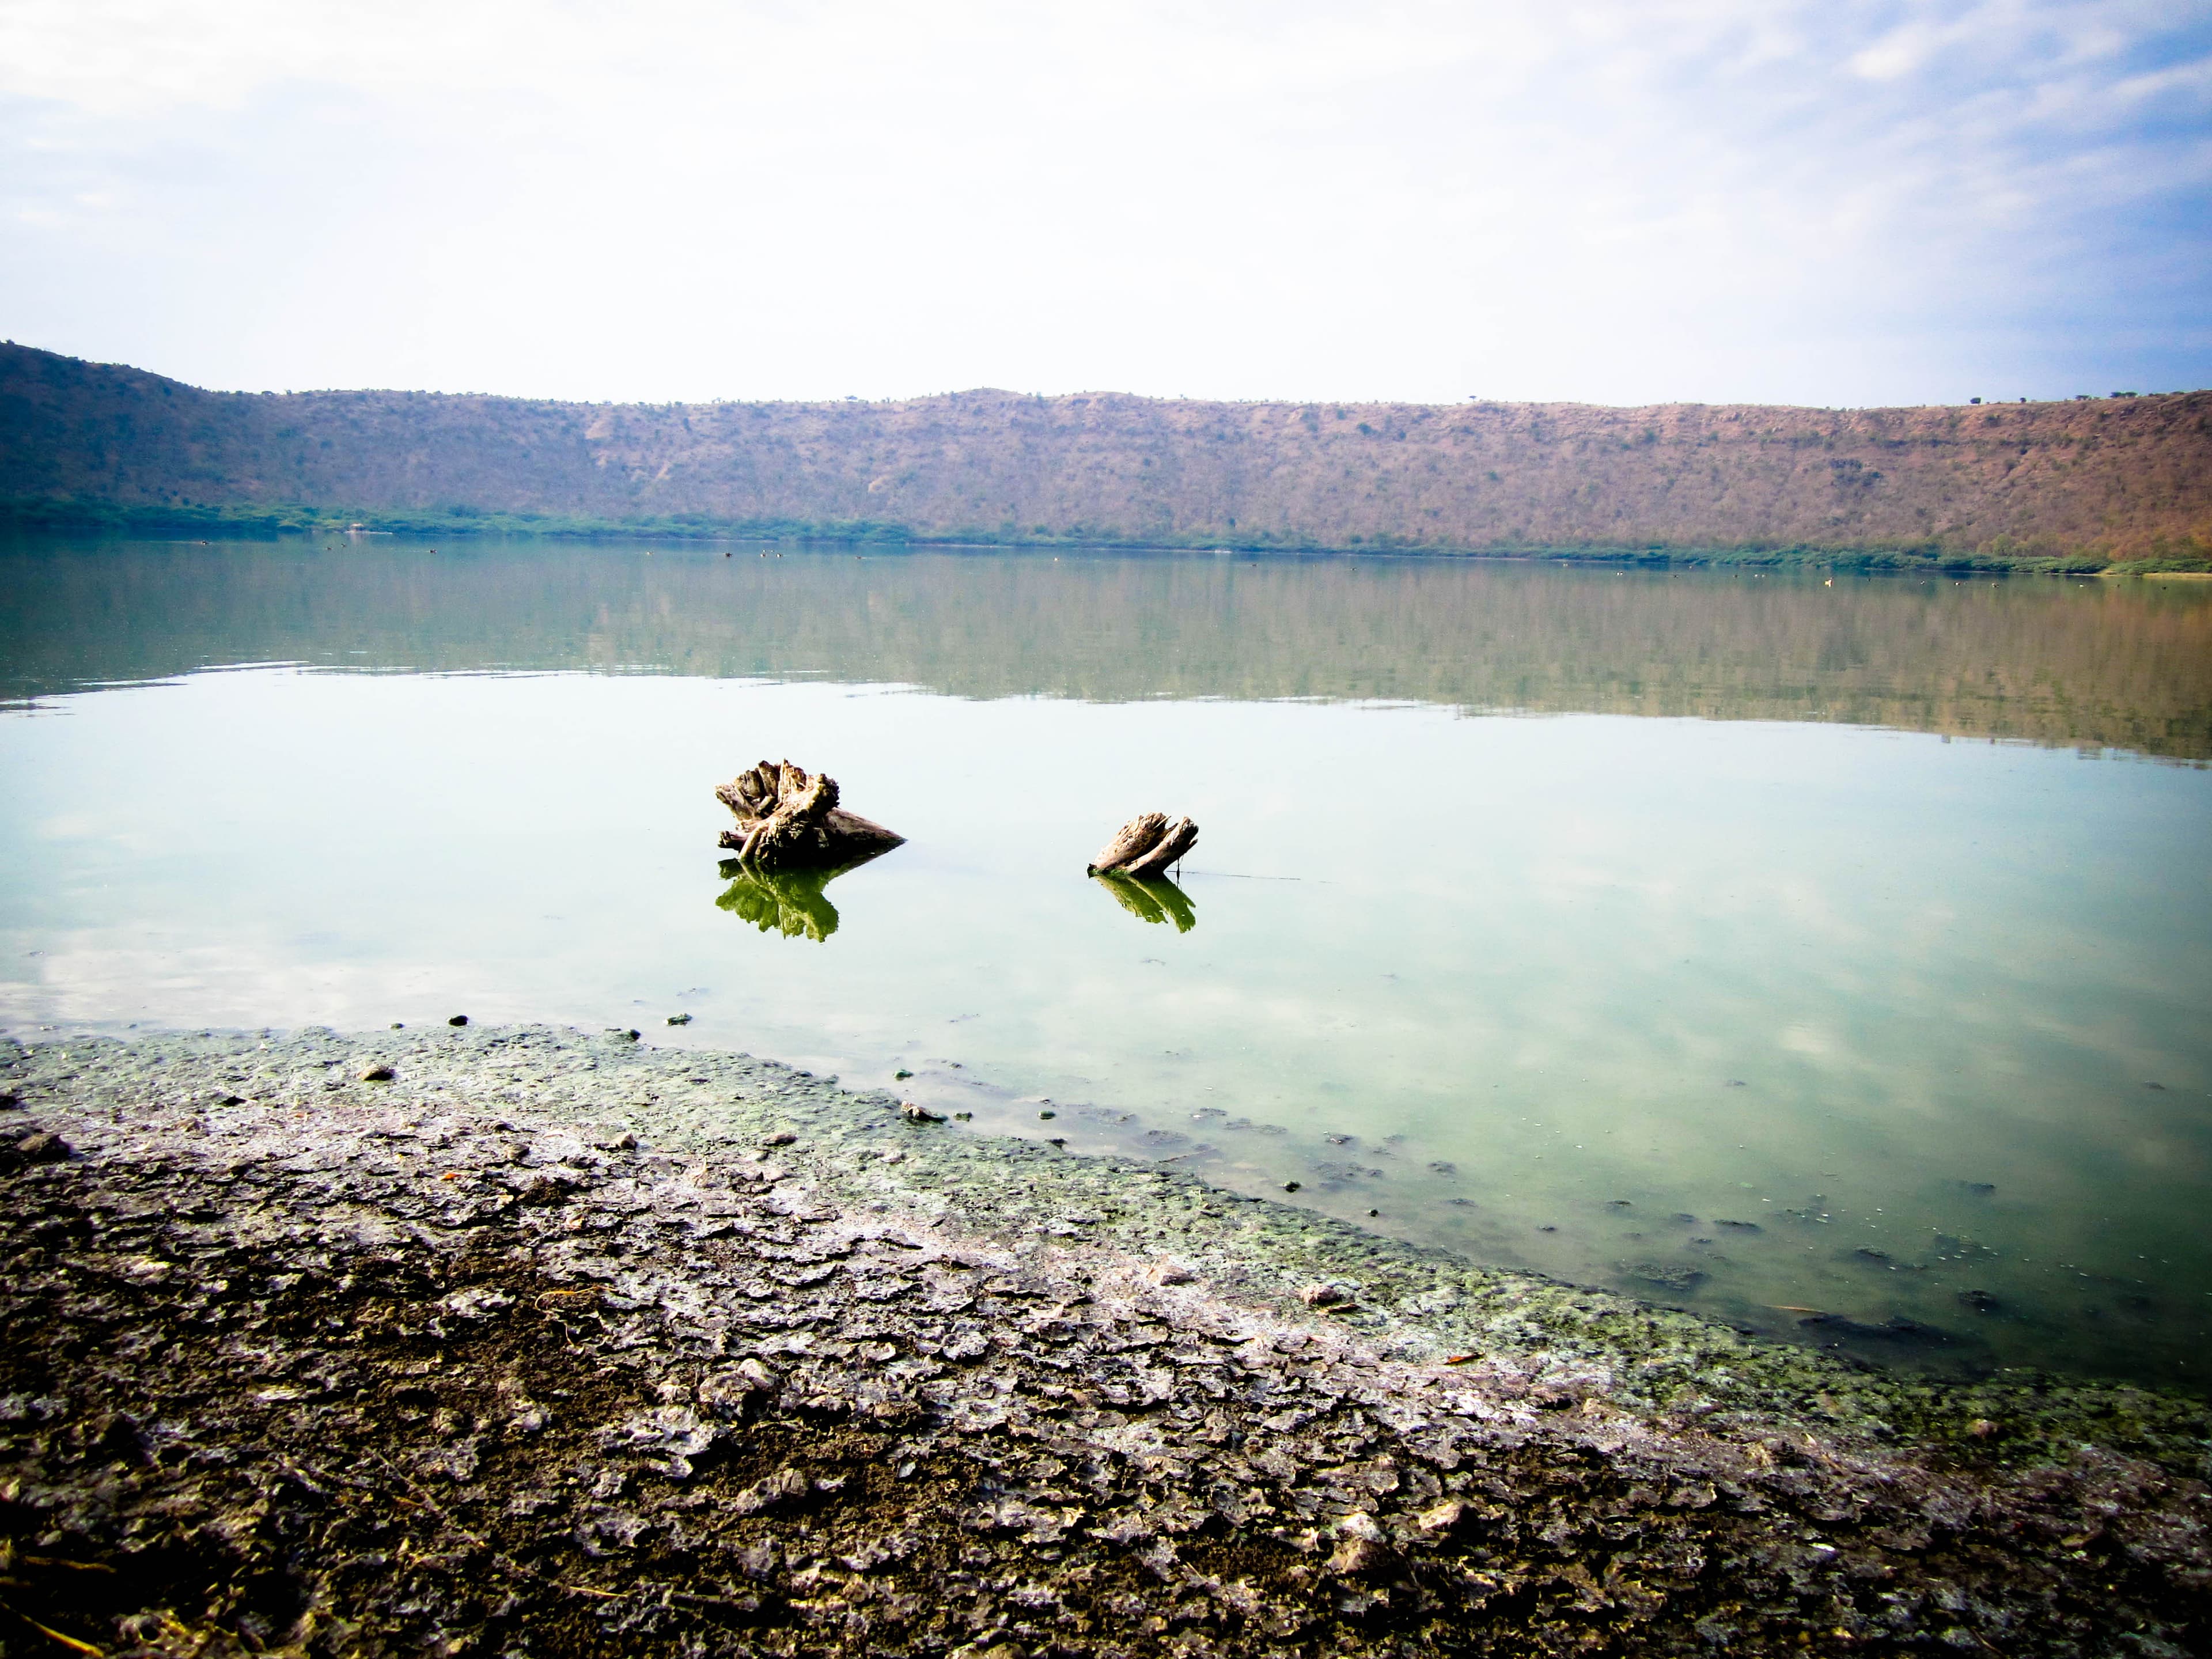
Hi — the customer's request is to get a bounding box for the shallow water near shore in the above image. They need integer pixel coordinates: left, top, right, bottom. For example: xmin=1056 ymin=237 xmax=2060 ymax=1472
xmin=3 ymin=534 xmax=2209 ymax=1389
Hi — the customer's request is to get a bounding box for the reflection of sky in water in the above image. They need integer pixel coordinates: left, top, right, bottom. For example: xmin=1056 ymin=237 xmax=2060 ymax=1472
xmin=3 ymin=668 xmax=2209 ymax=1389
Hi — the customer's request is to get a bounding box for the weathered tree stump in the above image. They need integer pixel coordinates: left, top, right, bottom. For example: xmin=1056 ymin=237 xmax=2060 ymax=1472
xmin=715 ymin=760 xmax=904 ymax=872
xmin=1086 ymin=812 xmax=1198 ymax=878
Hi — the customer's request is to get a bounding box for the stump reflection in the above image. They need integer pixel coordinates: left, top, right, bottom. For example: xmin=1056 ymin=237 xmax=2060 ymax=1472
xmin=715 ymin=860 xmax=853 ymax=941
xmin=1092 ymin=872 xmax=1197 ymax=933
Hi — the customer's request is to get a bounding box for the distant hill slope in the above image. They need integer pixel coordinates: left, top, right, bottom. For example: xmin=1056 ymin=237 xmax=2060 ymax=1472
xmin=3 ymin=343 xmax=2207 ymax=563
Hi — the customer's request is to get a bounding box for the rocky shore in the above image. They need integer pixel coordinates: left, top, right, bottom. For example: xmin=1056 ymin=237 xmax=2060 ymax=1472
xmin=2 ymin=1024 xmax=2206 ymax=1656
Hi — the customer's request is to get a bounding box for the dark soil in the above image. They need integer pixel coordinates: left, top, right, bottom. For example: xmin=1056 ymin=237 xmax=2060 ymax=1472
xmin=1 ymin=1027 xmax=2206 ymax=1657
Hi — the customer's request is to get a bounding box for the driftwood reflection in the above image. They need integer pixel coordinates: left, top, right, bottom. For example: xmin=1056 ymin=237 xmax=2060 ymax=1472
xmin=1092 ymin=872 xmax=1197 ymax=933
xmin=715 ymin=860 xmax=862 ymax=941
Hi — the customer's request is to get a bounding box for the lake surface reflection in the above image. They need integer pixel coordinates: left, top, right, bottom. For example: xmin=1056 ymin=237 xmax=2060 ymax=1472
xmin=4 ymin=536 xmax=2209 ymax=1389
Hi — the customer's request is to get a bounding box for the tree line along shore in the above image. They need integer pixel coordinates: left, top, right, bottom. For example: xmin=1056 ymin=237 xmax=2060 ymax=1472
xmin=3 ymin=343 xmax=2207 ymax=573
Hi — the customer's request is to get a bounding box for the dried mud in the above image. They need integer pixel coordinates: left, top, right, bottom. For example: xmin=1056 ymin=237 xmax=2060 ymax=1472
xmin=2 ymin=1024 xmax=2206 ymax=1657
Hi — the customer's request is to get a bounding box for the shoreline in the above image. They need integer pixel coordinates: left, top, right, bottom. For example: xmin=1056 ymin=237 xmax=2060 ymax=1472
xmin=11 ymin=512 xmax=2207 ymax=577
xmin=4 ymin=1022 xmax=2207 ymax=1654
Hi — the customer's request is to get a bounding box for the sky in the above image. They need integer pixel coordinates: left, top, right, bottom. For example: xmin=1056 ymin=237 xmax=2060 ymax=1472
xmin=1 ymin=0 xmax=2207 ymax=408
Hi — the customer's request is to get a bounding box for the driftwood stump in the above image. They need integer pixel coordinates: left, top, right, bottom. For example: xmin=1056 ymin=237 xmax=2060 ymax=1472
xmin=1086 ymin=812 xmax=1198 ymax=878
xmin=716 ymin=760 xmax=905 ymax=872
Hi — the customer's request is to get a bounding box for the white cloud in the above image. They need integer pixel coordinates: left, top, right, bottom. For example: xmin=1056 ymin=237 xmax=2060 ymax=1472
xmin=1 ymin=0 xmax=2204 ymax=404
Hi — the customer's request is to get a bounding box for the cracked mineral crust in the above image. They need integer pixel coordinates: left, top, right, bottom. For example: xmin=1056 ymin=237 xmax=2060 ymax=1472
xmin=1 ymin=1024 xmax=2206 ymax=1656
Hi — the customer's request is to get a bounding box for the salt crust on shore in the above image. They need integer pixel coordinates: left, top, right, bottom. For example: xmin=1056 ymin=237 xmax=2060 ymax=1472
xmin=1 ymin=1023 xmax=2206 ymax=1656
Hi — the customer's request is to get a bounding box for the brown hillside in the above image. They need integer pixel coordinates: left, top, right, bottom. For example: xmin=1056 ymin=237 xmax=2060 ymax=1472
xmin=3 ymin=343 xmax=2207 ymax=557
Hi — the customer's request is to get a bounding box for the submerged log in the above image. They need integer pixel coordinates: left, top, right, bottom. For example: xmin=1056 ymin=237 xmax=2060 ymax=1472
xmin=1086 ymin=812 xmax=1198 ymax=878
xmin=715 ymin=759 xmax=905 ymax=872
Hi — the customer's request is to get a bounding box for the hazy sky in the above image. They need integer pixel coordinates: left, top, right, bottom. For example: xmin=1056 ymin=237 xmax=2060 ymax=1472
xmin=2 ymin=1 xmax=2206 ymax=407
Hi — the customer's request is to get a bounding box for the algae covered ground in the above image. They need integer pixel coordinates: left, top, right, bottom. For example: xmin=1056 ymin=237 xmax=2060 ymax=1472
xmin=2 ymin=1024 xmax=2207 ymax=1656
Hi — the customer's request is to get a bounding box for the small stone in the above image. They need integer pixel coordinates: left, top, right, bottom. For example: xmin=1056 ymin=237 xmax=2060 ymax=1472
xmin=762 ymin=1131 xmax=798 ymax=1147
xmin=732 ymin=1466 xmax=810 ymax=1515
xmin=666 ymin=1013 xmax=692 ymax=1026
xmin=1967 ymin=1418 xmax=1999 ymax=1438
xmin=519 ymin=1174 xmax=575 ymax=1206
xmin=1152 ymin=1264 xmax=1195 ymax=1286
xmin=900 ymin=1101 xmax=944 ymax=1123
xmin=358 ymin=1063 xmax=396 ymax=1082
xmin=1327 ymin=1528 xmax=1387 ymax=1576
xmin=1415 ymin=1499 xmax=1466 ymax=1535
xmin=16 ymin=1131 xmax=69 ymax=1162
xmin=1300 ymin=1283 xmax=1352 ymax=1309
xmin=1282 ymin=1181 xmax=1301 ymax=1192
xmin=448 ymin=1014 xmax=469 ymax=1027
xmin=894 ymin=1069 xmax=914 ymax=1080
xmin=1038 ymin=1109 xmax=1056 ymax=1120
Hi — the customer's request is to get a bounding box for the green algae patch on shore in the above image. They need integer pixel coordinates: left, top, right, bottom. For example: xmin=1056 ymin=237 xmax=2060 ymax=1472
xmin=6 ymin=1024 xmax=2208 ymax=1470
xmin=2 ymin=1023 xmax=2209 ymax=1657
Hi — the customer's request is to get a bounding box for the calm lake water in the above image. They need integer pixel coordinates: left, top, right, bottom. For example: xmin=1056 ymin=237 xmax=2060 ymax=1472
xmin=5 ymin=536 xmax=2210 ymax=1389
